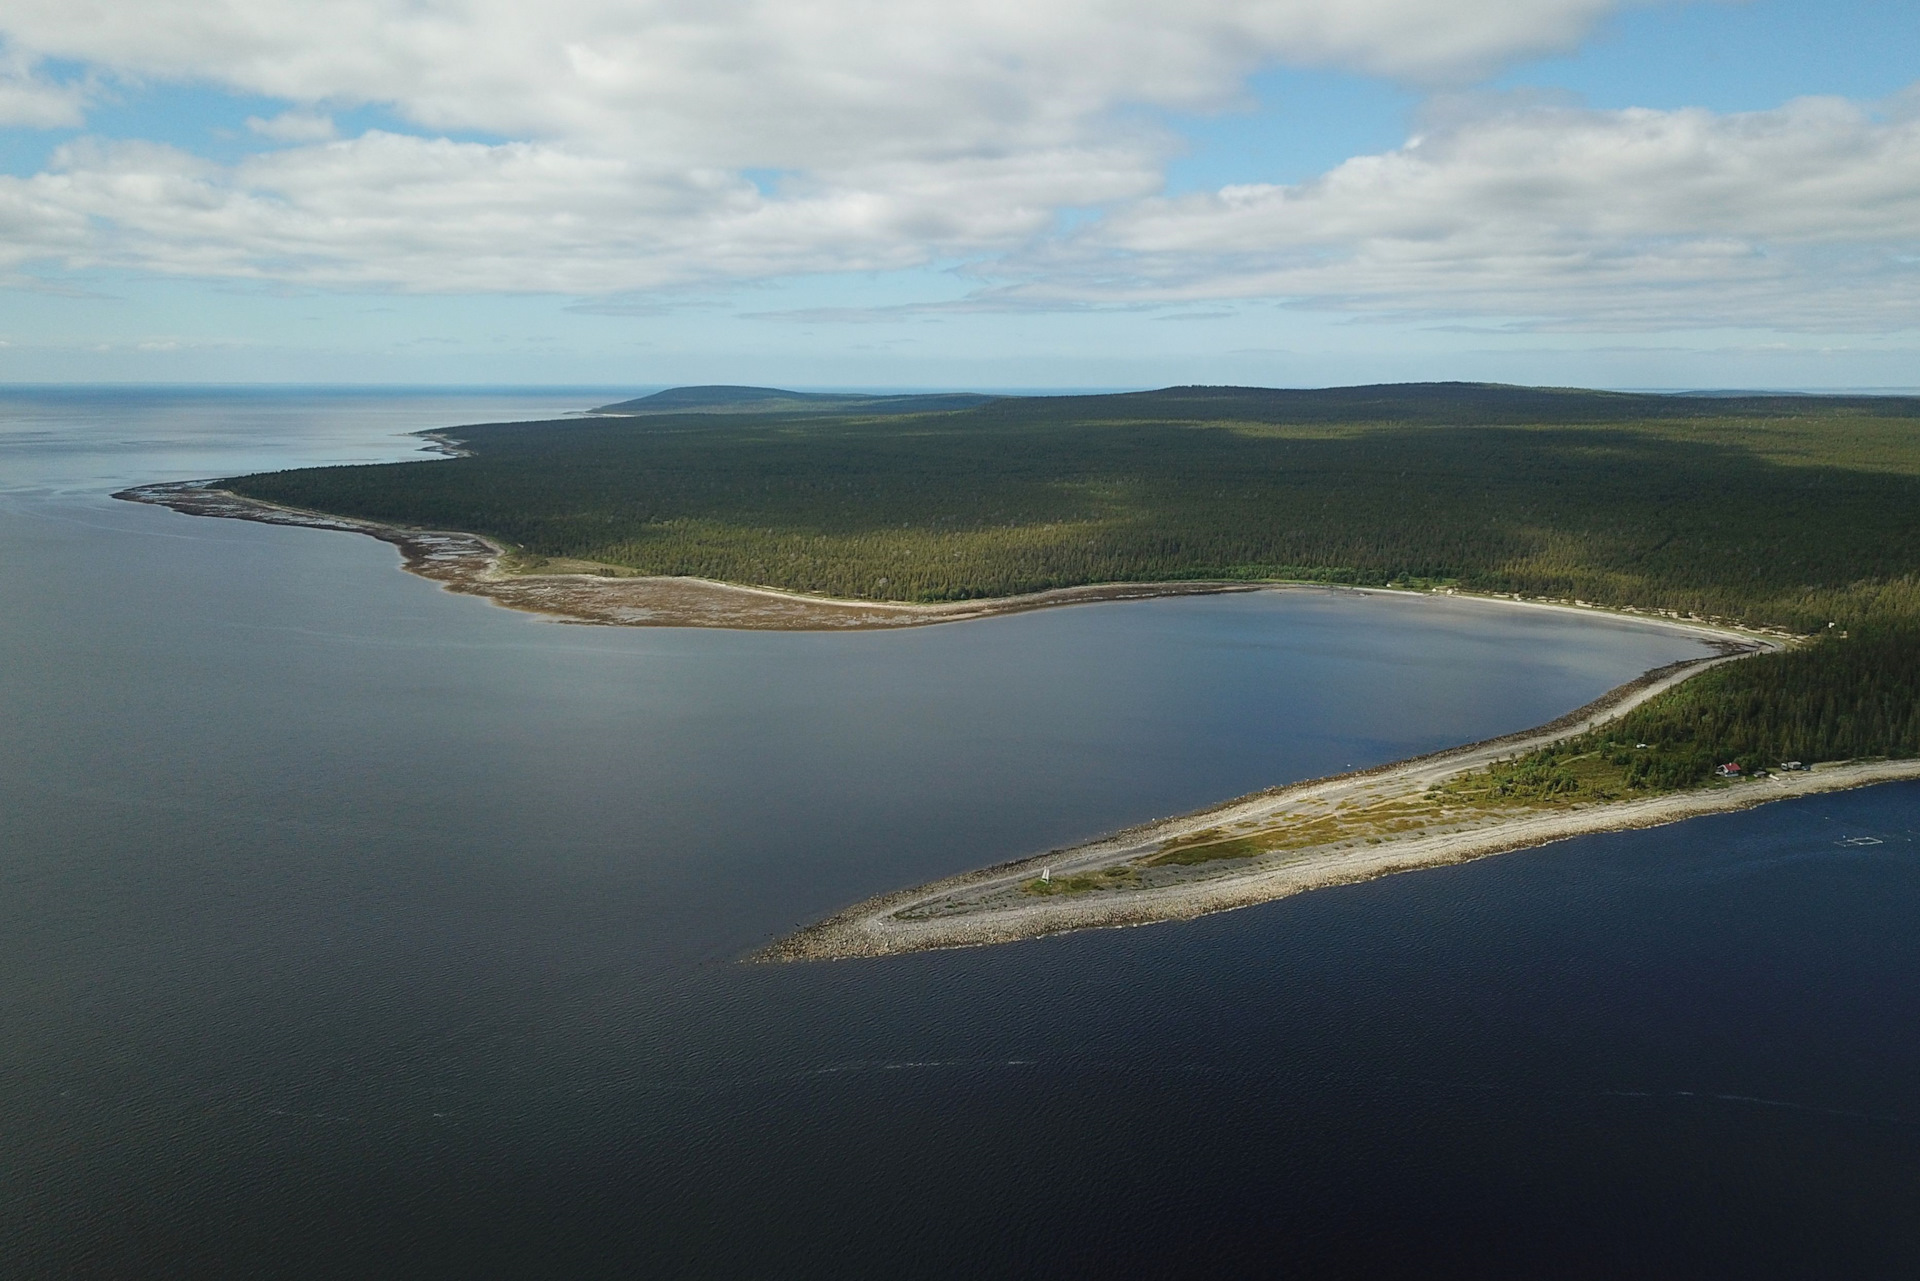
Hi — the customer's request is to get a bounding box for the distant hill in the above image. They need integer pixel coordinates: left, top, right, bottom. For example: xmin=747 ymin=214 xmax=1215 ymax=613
xmin=593 ymin=385 xmax=996 ymax=416
xmin=594 ymin=381 xmax=1920 ymax=424
xmin=962 ymin=382 xmax=1920 ymax=426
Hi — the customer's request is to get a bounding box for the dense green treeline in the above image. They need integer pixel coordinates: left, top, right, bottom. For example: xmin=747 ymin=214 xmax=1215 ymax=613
xmin=225 ymin=383 xmax=1920 ymax=786
xmin=960 ymin=382 xmax=1920 ymax=428
xmin=229 ymin=385 xmax=1920 ymax=635
xmin=1612 ymin=629 xmax=1920 ymax=777
xmin=1448 ymin=627 xmax=1920 ymax=800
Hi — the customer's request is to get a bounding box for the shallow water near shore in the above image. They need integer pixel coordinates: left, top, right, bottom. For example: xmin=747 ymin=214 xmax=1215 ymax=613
xmin=4 ymin=388 xmax=1918 ymax=1277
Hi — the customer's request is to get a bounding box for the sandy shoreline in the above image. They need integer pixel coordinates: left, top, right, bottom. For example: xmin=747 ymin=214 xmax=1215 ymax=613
xmin=114 ymin=480 xmax=1785 ymax=641
xmin=113 ymin=481 xmax=1272 ymax=628
xmin=759 ymin=757 xmax=1920 ymax=963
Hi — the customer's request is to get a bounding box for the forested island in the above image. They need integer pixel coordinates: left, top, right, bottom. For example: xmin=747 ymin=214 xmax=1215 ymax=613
xmin=120 ymin=383 xmax=1920 ymax=954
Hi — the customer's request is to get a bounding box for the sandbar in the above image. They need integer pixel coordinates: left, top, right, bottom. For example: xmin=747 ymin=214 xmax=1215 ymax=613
xmin=758 ymin=646 xmax=1920 ymax=962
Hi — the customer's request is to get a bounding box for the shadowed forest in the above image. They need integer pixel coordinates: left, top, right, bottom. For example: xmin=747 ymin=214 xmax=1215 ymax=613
xmin=227 ymin=383 xmax=1920 ymax=785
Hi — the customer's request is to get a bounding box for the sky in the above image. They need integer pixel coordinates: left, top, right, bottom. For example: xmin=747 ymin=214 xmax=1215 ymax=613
xmin=2 ymin=0 xmax=1918 ymax=389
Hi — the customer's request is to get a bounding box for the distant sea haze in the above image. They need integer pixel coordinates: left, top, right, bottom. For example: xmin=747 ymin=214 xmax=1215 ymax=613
xmin=2 ymin=388 xmax=1917 ymax=1277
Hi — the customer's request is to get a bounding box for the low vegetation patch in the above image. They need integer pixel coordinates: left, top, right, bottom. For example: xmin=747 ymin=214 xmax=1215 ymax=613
xmin=1142 ymin=798 xmax=1486 ymax=868
xmin=1022 ymin=866 xmax=1142 ymax=896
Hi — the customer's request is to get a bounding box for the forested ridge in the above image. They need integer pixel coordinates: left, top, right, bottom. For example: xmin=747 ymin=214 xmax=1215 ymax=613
xmin=227 ymin=382 xmax=1920 ymax=787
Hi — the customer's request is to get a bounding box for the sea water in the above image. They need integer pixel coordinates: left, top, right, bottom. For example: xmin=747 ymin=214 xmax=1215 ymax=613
xmin=2 ymin=389 xmax=1916 ymax=1277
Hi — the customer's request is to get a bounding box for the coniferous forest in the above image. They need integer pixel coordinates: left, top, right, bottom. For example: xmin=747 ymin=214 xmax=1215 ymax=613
xmin=227 ymin=384 xmax=1920 ymax=786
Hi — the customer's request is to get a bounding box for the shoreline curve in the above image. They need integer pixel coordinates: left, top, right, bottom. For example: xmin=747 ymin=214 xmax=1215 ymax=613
xmin=111 ymin=480 xmax=1787 ymax=640
xmin=114 ymin=481 xmax=1274 ymax=629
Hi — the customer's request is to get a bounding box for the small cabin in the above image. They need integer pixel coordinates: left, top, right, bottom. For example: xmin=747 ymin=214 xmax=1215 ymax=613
xmin=1715 ymin=763 xmax=1743 ymax=778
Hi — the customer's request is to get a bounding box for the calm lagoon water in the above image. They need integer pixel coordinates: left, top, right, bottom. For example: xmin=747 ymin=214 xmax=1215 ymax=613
xmin=3 ymin=389 xmax=1918 ymax=1277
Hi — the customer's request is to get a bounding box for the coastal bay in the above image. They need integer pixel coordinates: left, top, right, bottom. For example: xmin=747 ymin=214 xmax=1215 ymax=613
xmin=116 ymin=380 xmax=1920 ymax=960
xmin=19 ymin=4 xmax=1920 ymax=1268
xmin=10 ymin=389 xmax=1920 ymax=1276
xmin=117 ymin=448 xmax=1911 ymax=960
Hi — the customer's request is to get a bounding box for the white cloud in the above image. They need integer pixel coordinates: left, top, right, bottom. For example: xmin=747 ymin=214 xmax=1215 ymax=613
xmin=997 ymin=93 xmax=1920 ymax=329
xmin=1 ymin=2 xmax=1652 ymax=300
xmin=0 ymin=43 xmax=85 ymax=127
xmin=11 ymin=88 xmax=1920 ymax=334
xmin=0 ymin=131 xmax=1157 ymax=291
xmin=8 ymin=0 xmax=1914 ymax=337
xmin=246 ymin=110 xmax=336 ymax=142
xmin=0 ymin=1 xmax=1630 ymax=150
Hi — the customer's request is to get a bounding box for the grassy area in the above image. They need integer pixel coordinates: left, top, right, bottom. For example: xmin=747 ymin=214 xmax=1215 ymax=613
xmin=1022 ymin=866 xmax=1142 ymax=896
xmin=1020 ymin=793 xmax=1513 ymax=892
xmin=1140 ymin=797 xmax=1497 ymax=867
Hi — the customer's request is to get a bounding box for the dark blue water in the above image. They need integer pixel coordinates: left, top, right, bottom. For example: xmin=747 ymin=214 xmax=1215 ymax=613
xmin=4 ymin=390 xmax=1917 ymax=1278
